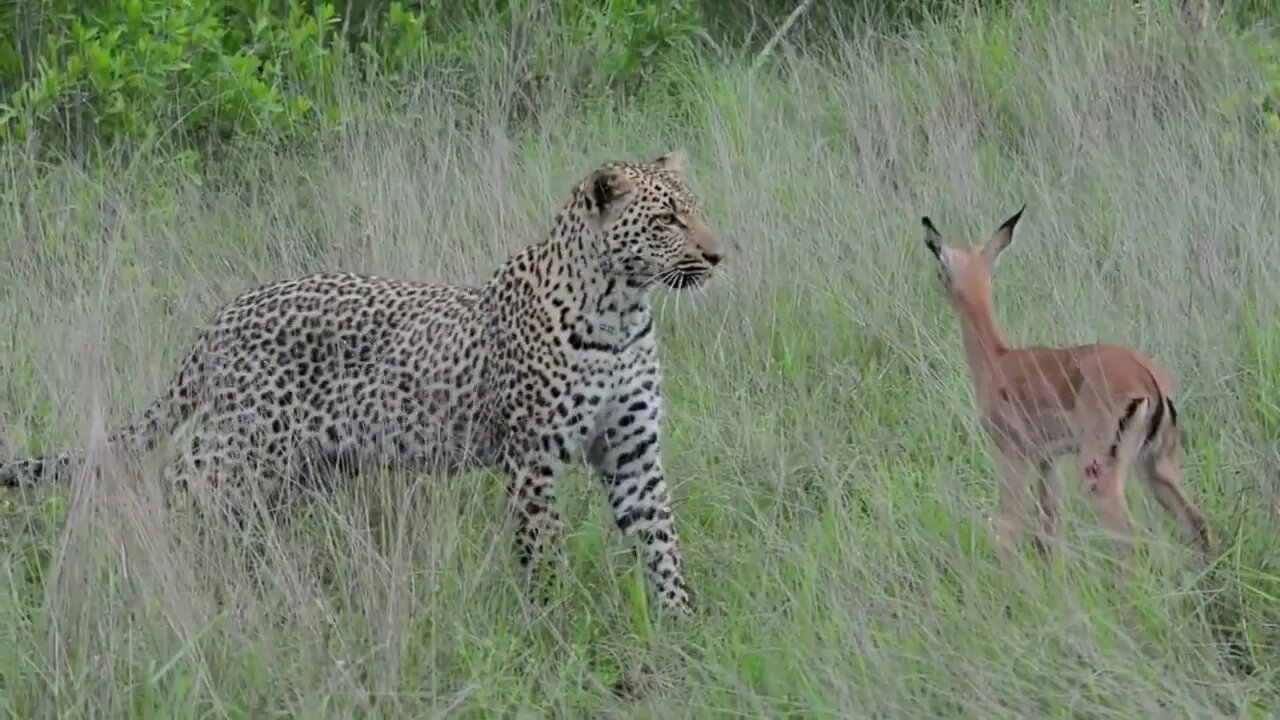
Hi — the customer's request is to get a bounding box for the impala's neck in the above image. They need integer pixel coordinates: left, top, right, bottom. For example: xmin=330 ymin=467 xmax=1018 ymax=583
xmin=951 ymin=285 xmax=1010 ymax=398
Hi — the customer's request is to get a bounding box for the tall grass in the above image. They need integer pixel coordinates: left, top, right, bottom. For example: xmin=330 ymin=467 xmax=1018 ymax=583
xmin=3 ymin=2 xmax=1280 ymax=716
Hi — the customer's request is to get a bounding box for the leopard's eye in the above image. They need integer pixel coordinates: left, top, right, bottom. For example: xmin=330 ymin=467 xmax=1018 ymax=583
xmin=656 ymin=212 xmax=680 ymax=226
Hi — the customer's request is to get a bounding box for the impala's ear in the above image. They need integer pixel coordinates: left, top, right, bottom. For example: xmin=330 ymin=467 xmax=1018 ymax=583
xmin=921 ymin=215 xmax=958 ymax=291
xmin=585 ymin=166 xmax=636 ymax=229
xmin=652 ymin=149 xmax=686 ymax=174
xmin=983 ymin=204 xmax=1026 ymax=268
xmin=921 ymin=216 xmax=944 ymax=261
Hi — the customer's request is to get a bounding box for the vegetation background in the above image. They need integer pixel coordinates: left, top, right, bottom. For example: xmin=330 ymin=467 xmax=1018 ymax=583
xmin=3 ymin=0 xmax=1280 ymax=716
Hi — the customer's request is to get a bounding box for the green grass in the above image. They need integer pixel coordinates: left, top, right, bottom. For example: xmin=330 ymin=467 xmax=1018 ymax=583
xmin=3 ymin=2 xmax=1280 ymax=717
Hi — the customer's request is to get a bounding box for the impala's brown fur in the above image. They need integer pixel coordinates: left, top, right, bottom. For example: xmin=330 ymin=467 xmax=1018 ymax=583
xmin=921 ymin=207 xmax=1212 ymax=569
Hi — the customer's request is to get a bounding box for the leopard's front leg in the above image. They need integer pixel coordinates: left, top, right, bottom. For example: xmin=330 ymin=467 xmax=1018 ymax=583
xmin=501 ymin=429 xmax=573 ymax=610
xmin=588 ymin=359 xmax=692 ymax=616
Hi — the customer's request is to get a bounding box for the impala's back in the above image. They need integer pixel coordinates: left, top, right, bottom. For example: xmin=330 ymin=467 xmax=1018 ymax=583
xmin=986 ymin=342 xmax=1175 ymax=464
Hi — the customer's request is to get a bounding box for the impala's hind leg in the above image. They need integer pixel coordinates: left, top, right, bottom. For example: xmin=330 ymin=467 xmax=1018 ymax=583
xmin=1079 ymin=446 xmax=1136 ymax=573
xmin=1032 ymin=458 xmax=1063 ymax=558
xmin=1138 ymin=429 xmax=1213 ymax=555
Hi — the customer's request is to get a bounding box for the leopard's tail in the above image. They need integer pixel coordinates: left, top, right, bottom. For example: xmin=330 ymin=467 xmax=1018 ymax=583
xmin=1 ymin=348 xmax=203 ymax=488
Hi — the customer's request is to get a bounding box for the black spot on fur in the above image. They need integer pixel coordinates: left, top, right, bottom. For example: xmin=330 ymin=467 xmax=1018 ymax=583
xmin=1144 ymin=391 xmax=1166 ymax=447
xmin=567 ymin=332 xmax=614 ymax=353
xmin=1117 ymin=398 xmax=1143 ymax=433
xmin=1109 ymin=398 xmax=1146 ymax=459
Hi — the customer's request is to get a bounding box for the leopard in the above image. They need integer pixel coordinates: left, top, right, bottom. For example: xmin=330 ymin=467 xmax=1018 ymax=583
xmin=0 ymin=150 xmax=722 ymax=616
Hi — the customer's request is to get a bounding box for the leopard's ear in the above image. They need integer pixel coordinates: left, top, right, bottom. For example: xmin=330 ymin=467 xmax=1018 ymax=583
xmin=588 ymin=167 xmax=636 ymax=212
xmin=584 ymin=166 xmax=636 ymax=230
xmin=651 ymin=149 xmax=686 ymax=174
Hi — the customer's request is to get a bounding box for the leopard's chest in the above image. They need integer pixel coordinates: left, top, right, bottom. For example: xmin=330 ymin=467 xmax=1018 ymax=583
xmin=567 ymin=352 xmax=633 ymax=416
xmin=563 ymin=346 xmax=652 ymax=453
xmin=569 ymin=308 xmax=652 ymax=390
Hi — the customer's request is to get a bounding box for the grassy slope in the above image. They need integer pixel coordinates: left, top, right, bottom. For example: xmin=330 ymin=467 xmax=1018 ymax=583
xmin=3 ymin=2 xmax=1280 ymax=717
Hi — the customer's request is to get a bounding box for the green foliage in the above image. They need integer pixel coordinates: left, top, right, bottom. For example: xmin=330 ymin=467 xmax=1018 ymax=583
xmin=561 ymin=0 xmax=702 ymax=96
xmin=0 ymin=0 xmax=703 ymax=156
xmin=1 ymin=0 xmax=335 ymax=150
xmin=1197 ymin=0 xmax=1280 ymax=146
xmin=1225 ymin=0 xmax=1280 ymax=30
xmin=1233 ymin=29 xmax=1280 ymax=140
xmin=3 ymin=0 xmax=1280 ymax=158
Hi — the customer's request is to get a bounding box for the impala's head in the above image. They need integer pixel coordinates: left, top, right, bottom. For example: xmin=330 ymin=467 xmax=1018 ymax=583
xmin=920 ymin=206 xmax=1026 ymax=302
xmin=576 ymin=150 xmax=722 ymax=290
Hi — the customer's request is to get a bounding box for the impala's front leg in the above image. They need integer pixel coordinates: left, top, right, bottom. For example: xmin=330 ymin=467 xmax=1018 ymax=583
xmin=1033 ymin=458 xmax=1064 ymax=558
xmin=588 ymin=367 xmax=692 ymax=616
xmin=992 ymin=450 xmax=1034 ymax=566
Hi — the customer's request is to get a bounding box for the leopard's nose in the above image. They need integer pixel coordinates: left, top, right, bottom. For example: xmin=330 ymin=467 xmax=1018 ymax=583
xmin=702 ymin=251 xmax=722 ymax=266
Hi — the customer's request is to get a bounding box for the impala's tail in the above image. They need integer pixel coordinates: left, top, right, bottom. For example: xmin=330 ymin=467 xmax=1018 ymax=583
xmin=1110 ymin=396 xmax=1156 ymax=464
xmin=1109 ymin=382 xmax=1176 ymax=465
xmin=1134 ymin=362 xmax=1178 ymax=456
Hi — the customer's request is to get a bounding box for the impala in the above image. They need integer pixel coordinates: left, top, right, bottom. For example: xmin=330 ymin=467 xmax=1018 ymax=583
xmin=920 ymin=207 xmax=1212 ymax=569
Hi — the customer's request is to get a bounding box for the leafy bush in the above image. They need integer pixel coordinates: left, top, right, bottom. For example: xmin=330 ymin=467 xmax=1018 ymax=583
xmin=560 ymin=0 xmax=702 ymax=96
xmin=1 ymin=0 xmax=1277 ymax=158
xmin=1231 ymin=27 xmax=1280 ymax=140
xmin=0 ymin=0 xmax=704 ymax=157
xmin=2 ymin=0 xmax=334 ymax=150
